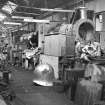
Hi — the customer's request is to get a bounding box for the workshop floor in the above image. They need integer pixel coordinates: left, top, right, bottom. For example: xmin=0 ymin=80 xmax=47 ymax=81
xmin=10 ymin=66 xmax=74 ymax=105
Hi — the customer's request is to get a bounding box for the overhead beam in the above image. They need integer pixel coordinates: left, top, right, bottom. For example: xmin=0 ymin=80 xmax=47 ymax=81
xmin=38 ymin=0 xmax=84 ymax=19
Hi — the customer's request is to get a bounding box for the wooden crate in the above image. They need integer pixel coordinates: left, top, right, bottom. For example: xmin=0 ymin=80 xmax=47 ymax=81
xmin=44 ymin=34 xmax=75 ymax=56
xmin=44 ymin=35 xmax=66 ymax=56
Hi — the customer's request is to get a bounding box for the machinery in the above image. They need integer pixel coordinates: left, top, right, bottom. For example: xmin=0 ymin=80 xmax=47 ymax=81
xmin=34 ymin=7 xmax=96 ymax=86
xmin=62 ymin=7 xmax=95 ymax=56
xmin=44 ymin=7 xmax=95 ymax=57
xmin=43 ymin=6 xmax=95 ymax=75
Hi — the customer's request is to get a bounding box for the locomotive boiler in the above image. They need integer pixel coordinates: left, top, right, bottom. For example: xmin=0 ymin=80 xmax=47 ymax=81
xmin=44 ymin=7 xmax=95 ymax=57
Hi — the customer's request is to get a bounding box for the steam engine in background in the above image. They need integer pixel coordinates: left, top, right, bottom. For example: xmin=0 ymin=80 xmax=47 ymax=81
xmin=39 ymin=7 xmax=95 ymax=79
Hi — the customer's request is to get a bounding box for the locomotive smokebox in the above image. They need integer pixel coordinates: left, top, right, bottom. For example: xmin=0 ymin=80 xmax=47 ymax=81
xmin=72 ymin=7 xmax=95 ymax=41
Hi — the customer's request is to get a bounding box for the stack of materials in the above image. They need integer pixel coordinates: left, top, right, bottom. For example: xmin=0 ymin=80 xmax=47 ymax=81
xmin=75 ymin=79 xmax=102 ymax=105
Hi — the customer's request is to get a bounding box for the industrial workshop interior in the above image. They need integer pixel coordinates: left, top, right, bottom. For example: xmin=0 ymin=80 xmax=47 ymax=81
xmin=1 ymin=0 xmax=105 ymax=105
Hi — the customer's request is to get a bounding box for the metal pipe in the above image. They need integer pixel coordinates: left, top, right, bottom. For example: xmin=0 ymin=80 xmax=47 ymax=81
xmin=15 ymin=11 xmax=40 ymax=15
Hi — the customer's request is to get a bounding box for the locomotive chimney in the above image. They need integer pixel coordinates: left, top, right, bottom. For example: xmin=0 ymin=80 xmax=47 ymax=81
xmin=79 ymin=7 xmax=87 ymax=19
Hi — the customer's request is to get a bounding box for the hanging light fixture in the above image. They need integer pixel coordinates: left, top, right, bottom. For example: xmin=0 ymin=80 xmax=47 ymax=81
xmin=4 ymin=22 xmax=22 ymax=25
xmin=12 ymin=16 xmax=33 ymax=19
xmin=0 ymin=12 xmax=6 ymax=21
xmin=2 ymin=1 xmax=17 ymax=14
xmin=24 ymin=18 xmax=50 ymax=23
xmin=40 ymin=8 xmax=74 ymax=12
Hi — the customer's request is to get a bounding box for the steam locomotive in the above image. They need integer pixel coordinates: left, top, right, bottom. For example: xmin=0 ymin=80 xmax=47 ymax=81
xmin=33 ymin=7 xmax=98 ymax=85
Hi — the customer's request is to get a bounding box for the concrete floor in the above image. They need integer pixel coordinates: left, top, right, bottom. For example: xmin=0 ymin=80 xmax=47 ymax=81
xmin=10 ymin=67 xmax=74 ymax=105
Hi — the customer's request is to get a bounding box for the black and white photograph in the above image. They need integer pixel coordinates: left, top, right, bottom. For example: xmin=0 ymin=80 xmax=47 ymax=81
xmin=0 ymin=0 xmax=104 ymax=105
